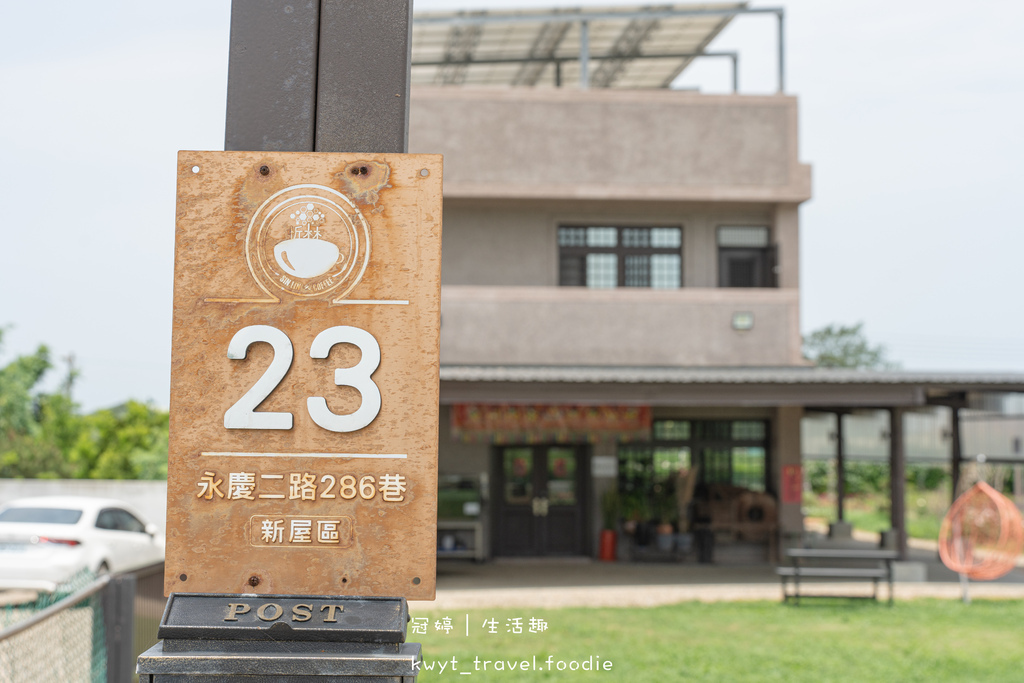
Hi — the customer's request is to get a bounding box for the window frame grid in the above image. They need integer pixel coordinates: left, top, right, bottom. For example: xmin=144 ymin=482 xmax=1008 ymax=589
xmin=617 ymin=419 xmax=772 ymax=496
xmin=558 ymin=225 xmax=683 ymax=289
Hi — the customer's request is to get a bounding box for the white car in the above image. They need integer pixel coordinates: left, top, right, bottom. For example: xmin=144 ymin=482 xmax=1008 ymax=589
xmin=0 ymin=496 xmax=165 ymax=592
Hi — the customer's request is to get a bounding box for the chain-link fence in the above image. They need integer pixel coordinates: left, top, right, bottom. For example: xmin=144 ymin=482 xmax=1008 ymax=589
xmin=0 ymin=569 xmax=108 ymax=682
xmin=0 ymin=562 xmax=167 ymax=683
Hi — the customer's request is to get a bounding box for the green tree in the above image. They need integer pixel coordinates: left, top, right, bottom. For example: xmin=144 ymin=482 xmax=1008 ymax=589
xmin=0 ymin=337 xmax=51 ymax=435
xmin=70 ymin=401 xmax=169 ymax=480
xmin=803 ymin=322 xmax=898 ymax=369
xmin=807 ymin=460 xmax=830 ymax=495
xmin=0 ymin=327 xmax=169 ymax=480
xmin=0 ymin=328 xmax=78 ymax=478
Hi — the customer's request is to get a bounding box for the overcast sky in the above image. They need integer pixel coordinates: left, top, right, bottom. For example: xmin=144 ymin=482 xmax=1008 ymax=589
xmin=1 ymin=1 xmax=1022 ymax=412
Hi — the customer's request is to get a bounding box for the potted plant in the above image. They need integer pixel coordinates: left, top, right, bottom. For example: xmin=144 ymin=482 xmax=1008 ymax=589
xmin=619 ymin=492 xmax=639 ymax=535
xmin=654 ymin=491 xmax=678 ymax=552
xmin=674 ymin=466 xmax=699 ymax=553
xmin=621 ymin=493 xmax=653 ymax=546
xmin=599 ymin=490 xmax=620 ymax=562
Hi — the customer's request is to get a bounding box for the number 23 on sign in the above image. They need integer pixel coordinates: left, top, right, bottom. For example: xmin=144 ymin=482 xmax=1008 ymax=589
xmin=224 ymin=324 xmax=381 ymax=433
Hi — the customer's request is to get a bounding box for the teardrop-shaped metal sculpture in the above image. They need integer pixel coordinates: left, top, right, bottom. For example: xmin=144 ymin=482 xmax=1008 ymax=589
xmin=939 ymin=481 xmax=1024 ymax=581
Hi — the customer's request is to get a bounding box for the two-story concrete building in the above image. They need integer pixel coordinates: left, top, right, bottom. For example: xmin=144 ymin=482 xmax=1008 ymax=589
xmin=408 ymin=4 xmax=1024 ymax=564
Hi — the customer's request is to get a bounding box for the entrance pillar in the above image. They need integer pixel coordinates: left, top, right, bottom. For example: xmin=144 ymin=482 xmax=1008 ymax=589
xmin=775 ymin=406 xmax=804 ymax=541
xmin=950 ymin=406 xmax=963 ymax=505
xmin=835 ymin=412 xmax=846 ymax=522
xmin=827 ymin=410 xmax=853 ymax=540
xmin=889 ymin=407 xmax=908 ymax=560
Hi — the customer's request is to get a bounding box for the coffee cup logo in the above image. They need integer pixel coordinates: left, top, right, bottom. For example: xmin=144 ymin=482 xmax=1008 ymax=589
xmin=274 ymin=204 xmax=340 ymax=278
xmin=245 ymin=184 xmax=371 ymax=300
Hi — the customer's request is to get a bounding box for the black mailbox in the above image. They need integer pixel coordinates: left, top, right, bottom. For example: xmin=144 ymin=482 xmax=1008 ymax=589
xmin=137 ymin=593 xmax=420 ymax=681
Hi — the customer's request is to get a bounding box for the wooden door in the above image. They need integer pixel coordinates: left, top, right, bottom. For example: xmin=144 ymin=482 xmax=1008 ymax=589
xmin=493 ymin=445 xmax=587 ymax=557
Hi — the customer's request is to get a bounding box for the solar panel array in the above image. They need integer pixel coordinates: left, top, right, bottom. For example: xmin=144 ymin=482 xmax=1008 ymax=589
xmin=411 ymin=3 xmax=745 ymax=89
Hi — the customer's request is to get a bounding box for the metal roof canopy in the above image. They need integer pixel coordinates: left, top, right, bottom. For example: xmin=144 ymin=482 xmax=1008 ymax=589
xmin=439 ymin=366 xmax=1024 ymax=387
xmin=412 ymin=3 xmax=785 ymax=92
xmin=438 ymin=366 xmax=1024 ymax=409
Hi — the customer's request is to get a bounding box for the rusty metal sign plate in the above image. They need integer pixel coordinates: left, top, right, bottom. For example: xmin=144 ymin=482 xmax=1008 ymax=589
xmin=166 ymin=151 xmax=442 ymax=599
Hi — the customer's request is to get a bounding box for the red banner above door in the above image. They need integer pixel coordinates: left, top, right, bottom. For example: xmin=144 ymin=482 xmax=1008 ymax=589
xmin=451 ymin=404 xmax=651 ymax=444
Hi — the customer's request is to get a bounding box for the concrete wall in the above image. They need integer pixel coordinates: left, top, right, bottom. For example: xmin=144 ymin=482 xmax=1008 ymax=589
xmin=0 ymin=479 xmax=168 ymax=534
xmin=441 ymin=285 xmax=803 ymax=367
xmin=411 ymin=88 xmax=811 ymax=203
xmin=773 ymin=203 xmax=801 ymax=290
xmin=440 ymin=200 xmax=556 ymax=287
xmin=438 ymin=405 xmax=490 ymax=477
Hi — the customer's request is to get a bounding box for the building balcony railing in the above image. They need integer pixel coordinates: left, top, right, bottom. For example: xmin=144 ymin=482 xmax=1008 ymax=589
xmin=440 ymin=285 xmax=805 ymax=368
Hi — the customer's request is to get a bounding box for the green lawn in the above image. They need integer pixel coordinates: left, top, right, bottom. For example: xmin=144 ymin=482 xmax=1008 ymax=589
xmin=410 ymin=600 xmax=1024 ymax=682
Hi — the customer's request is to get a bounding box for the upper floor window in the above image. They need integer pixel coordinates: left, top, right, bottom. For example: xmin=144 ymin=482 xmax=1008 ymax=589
xmin=717 ymin=226 xmax=776 ymax=288
xmin=558 ymin=226 xmax=681 ymax=289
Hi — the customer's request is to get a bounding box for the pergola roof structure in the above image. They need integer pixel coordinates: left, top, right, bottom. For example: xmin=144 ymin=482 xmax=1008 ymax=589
xmin=411 ymin=3 xmax=755 ymax=90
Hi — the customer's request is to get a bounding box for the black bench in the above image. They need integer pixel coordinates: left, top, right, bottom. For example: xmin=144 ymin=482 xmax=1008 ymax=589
xmin=777 ymin=548 xmax=898 ymax=605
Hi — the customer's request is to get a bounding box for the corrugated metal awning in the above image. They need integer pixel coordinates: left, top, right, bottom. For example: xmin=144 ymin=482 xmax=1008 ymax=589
xmin=438 ymin=366 xmax=1024 ymax=409
xmin=412 ymin=3 xmax=747 ymax=89
xmin=439 ymin=365 xmax=1024 ymax=388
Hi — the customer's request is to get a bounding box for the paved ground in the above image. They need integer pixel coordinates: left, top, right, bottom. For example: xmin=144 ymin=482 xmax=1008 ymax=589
xmin=424 ymin=538 xmax=1024 ymax=610
xmin=6 ymin=532 xmax=1024 ymax=612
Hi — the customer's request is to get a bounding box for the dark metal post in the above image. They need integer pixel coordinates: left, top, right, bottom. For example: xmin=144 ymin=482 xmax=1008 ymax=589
xmin=950 ymin=406 xmax=963 ymax=504
xmin=889 ymin=408 xmax=907 ymax=560
xmin=730 ymin=53 xmax=739 ymax=93
xmin=224 ymin=0 xmax=320 ymax=152
xmin=315 ymin=0 xmax=413 ymax=153
xmin=225 ymin=0 xmax=412 ymax=154
xmin=103 ymin=574 xmax=136 ymax=683
xmin=579 ymin=19 xmax=590 ymax=89
xmin=776 ymin=9 xmax=785 ymax=93
xmin=835 ymin=412 xmax=845 ymax=522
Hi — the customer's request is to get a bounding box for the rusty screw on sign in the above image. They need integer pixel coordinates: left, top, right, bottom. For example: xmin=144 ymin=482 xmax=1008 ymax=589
xmin=351 ymin=166 xmax=369 ymax=176
xmin=259 ymin=165 xmax=270 ymax=176
xmin=249 ymin=575 xmax=261 ymax=587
